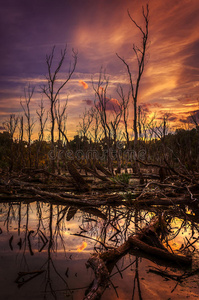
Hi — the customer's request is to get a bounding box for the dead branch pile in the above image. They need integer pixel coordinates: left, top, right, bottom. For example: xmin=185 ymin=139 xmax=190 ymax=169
xmin=84 ymin=215 xmax=192 ymax=300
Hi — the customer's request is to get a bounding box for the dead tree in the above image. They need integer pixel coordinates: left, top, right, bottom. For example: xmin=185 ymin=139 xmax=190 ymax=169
xmin=3 ymin=114 xmax=18 ymax=172
xmin=92 ymin=69 xmax=110 ymax=142
xmin=110 ymin=100 xmax=123 ymax=174
xmin=42 ymin=46 xmax=77 ymax=172
xmin=54 ymin=98 xmax=68 ymax=173
xmin=92 ymin=69 xmax=112 ymax=172
xmin=3 ymin=114 xmax=18 ymax=141
xmin=55 ymin=98 xmax=68 ymax=144
xmin=93 ymin=109 xmax=100 ymax=144
xmin=17 ymin=116 xmax=24 ymax=169
xmin=117 ymin=4 xmax=149 ymax=141
xmin=110 ymin=102 xmax=123 ymax=148
xmin=138 ymin=105 xmax=148 ymax=140
xmin=37 ymin=98 xmax=48 ymax=143
xmin=20 ymin=86 xmax=35 ymax=168
xmin=36 ymin=99 xmax=48 ymax=168
xmin=78 ymin=107 xmax=94 ymax=147
xmin=150 ymin=114 xmax=169 ymax=142
xmin=117 ymin=85 xmax=130 ymax=148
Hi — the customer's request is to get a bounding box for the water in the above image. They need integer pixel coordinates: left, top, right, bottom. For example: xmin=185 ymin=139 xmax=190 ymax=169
xmin=0 ymin=201 xmax=199 ymax=300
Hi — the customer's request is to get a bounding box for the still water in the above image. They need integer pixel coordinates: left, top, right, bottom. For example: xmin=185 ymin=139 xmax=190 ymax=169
xmin=0 ymin=201 xmax=199 ymax=300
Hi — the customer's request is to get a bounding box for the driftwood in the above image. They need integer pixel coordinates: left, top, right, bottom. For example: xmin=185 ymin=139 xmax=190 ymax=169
xmin=134 ymin=196 xmax=195 ymax=206
xmin=128 ymin=236 xmax=191 ymax=265
xmin=21 ymin=168 xmax=72 ymax=183
xmin=75 ymin=160 xmax=111 ymax=182
xmin=84 ymin=215 xmax=192 ymax=299
xmin=84 ymin=255 xmax=109 ymax=300
xmin=136 ymin=158 xmax=197 ymax=184
xmin=0 ymin=179 xmax=197 ymax=208
xmin=95 ymin=161 xmax=112 ymax=177
xmin=67 ymin=161 xmax=91 ymax=192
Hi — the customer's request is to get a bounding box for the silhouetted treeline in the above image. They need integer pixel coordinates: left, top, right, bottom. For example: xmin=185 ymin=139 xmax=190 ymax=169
xmin=0 ymin=127 xmax=198 ymax=174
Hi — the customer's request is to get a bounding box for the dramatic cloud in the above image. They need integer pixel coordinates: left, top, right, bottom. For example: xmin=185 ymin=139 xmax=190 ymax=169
xmin=180 ymin=109 xmax=199 ymax=124
xmin=106 ymin=98 xmax=121 ymax=112
xmin=79 ymin=80 xmax=88 ymax=89
xmin=82 ymin=99 xmax=93 ymax=106
xmin=95 ymin=97 xmax=121 ymax=113
xmin=0 ymin=0 xmax=199 ymax=137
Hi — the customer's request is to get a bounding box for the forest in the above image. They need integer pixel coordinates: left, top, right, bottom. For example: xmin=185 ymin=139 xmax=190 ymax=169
xmin=0 ymin=4 xmax=199 ymax=300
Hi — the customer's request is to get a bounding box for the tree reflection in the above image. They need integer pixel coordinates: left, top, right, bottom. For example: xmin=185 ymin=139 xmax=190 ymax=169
xmin=0 ymin=199 xmax=198 ymax=299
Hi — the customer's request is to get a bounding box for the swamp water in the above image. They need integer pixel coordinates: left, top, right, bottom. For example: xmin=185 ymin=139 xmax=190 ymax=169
xmin=0 ymin=201 xmax=199 ymax=300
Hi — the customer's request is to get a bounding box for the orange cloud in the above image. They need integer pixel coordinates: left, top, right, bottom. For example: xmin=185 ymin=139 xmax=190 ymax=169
xmin=77 ymin=241 xmax=87 ymax=252
xmin=79 ymin=80 xmax=88 ymax=89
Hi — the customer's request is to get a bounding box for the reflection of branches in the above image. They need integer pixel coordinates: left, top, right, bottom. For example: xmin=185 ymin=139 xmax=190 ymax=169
xmin=21 ymin=204 xmax=30 ymax=268
xmin=41 ymin=204 xmax=71 ymax=300
xmin=1 ymin=201 xmax=73 ymax=299
xmin=15 ymin=270 xmax=45 ymax=288
xmin=4 ymin=203 xmax=14 ymax=231
xmin=72 ymin=233 xmax=111 ymax=250
xmin=1 ymin=198 xmax=199 ymax=300
xmin=148 ymin=266 xmax=199 ymax=285
xmin=132 ymin=258 xmax=143 ymax=300
xmin=54 ymin=205 xmax=67 ymax=253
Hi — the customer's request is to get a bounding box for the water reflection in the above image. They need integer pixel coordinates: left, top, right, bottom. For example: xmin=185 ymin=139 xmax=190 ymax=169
xmin=0 ymin=200 xmax=199 ymax=299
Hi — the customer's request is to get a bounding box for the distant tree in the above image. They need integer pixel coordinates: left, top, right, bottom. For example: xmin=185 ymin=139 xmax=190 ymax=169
xmin=78 ymin=108 xmax=94 ymax=145
xmin=36 ymin=98 xmax=48 ymax=168
xmin=117 ymin=4 xmax=149 ymax=141
xmin=17 ymin=116 xmax=25 ymax=169
xmin=20 ymin=85 xmax=35 ymax=168
xmin=3 ymin=114 xmax=18 ymax=171
xmin=117 ymin=85 xmax=130 ymax=148
xmin=92 ymin=69 xmax=110 ymax=144
xmin=0 ymin=131 xmax=12 ymax=170
xmin=92 ymin=69 xmax=114 ymax=171
xmin=55 ymin=98 xmax=68 ymax=145
xmin=3 ymin=114 xmax=18 ymax=141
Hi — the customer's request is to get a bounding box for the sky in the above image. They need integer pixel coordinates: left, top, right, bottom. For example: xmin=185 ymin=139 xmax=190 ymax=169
xmin=0 ymin=0 xmax=199 ymax=139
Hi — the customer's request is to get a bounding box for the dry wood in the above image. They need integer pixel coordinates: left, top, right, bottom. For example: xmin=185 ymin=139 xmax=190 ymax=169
xmin=67 ymin=161 xmax=91 ymax=192
xmin=75 ymin=160 xmax=111 ymax=182
xmin=85 ymin=215 xmax=192 ymax=299
xmin=95 ymin=161 xmax=112 ymax=177
xmin=84 ymin=255 xmax=109 ymax=300
xmin=128 ymin=236 xmax=192 ymax=265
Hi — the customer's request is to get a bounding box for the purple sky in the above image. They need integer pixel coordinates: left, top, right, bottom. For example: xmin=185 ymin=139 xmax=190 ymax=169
xmin=1 ymin=0 xmax=199 ymax=139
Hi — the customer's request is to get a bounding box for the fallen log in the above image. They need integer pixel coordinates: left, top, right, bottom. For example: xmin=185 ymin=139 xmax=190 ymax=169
xmin=128 ymin=236 xmax=192 ymax=265
xmin=75 ymin=160 xmax=111 ymax=182
xmin=95 ymin=161 xmax=112 ymax=177
xmin=133 ymin=197 xmax=195 ymax=207
xmin=84 ymin=255 xmax=109 ymax=300
xmin=67 ymin=161 xmax=91 ymax=192
xmin=84 ymin=215 xmax=192 ymax=299
xmin=21 ymin=168 xmax=72 ymax=183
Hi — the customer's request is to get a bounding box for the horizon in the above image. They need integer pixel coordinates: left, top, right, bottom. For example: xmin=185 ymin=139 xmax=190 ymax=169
xmin=0 ymin=0 xmax=199 ymax=140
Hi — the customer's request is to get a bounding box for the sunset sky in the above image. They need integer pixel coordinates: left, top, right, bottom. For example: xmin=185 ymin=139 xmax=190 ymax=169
xmin=0 ymin=0 xmax=199 ymax=139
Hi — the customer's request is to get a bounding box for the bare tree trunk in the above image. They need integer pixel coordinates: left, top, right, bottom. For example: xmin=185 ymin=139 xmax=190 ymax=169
xmin=116 ymin=4 xmax=149 ymax=141
xmin=20 ymin=85 xmax=35 ymax=168
xmin=42 ymin=46 xmax=77 ymax=173
xmin=92 ymin=69 xmax=113 ymax=172
xmin=36 ymin=99 xmax=48 ymax=168
xmin=3 ymin=114 xmax=18 ymax=172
